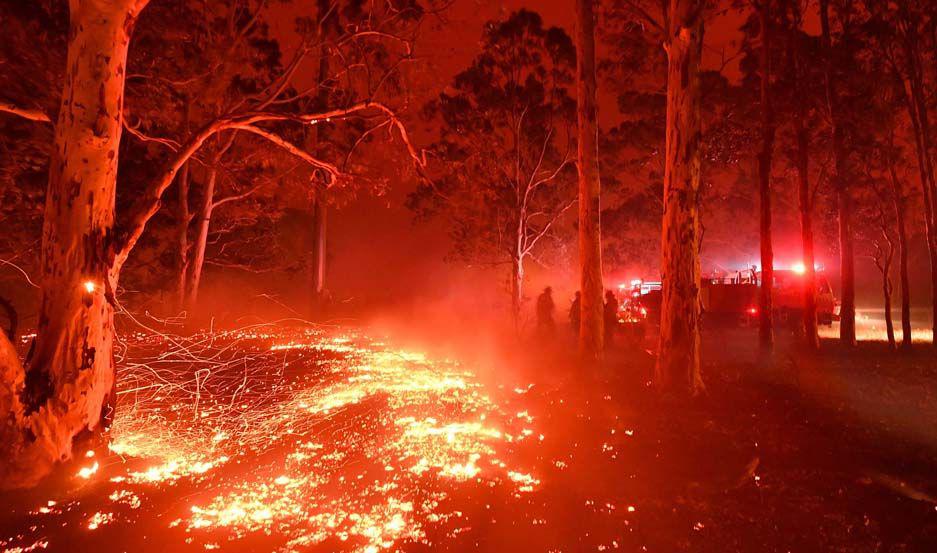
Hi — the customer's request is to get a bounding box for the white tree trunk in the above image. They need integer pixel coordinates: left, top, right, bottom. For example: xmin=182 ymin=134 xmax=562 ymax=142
xmin=511 ymin=255 xmax=524 ymax=329
xmin=175 ymin=163 xmax=191 ymax=311
xmin=186 ymin=168 xmax=217 ymax=310
xmin=309 ymin=191 xmax=327 ymax=310
xmin=1 ymin=0 xmax=145 ymax=489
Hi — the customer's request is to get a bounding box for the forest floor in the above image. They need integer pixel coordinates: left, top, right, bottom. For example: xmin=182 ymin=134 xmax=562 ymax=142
xmin=2 ymin=322 xmax=937 ymax=552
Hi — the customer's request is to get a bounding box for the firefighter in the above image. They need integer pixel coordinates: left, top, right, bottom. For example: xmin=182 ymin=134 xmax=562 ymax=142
xmin=536 ymin=286 xmax=556 ymax=337
xmin=603 ymin=290 xmax=619 ymax=348
xmin=569 ymin=291 xmax=581 ymax=336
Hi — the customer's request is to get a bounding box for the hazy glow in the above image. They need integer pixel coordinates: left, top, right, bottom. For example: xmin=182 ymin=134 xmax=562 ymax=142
xmin=819 ymin=320 xmax=933 ymax=343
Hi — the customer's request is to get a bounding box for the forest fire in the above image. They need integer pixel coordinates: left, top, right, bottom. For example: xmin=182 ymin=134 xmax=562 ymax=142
xmin=5 ymin=0 xmax=937 ymax=550
xmin=2 ymin=326 xmax=539 ymax=552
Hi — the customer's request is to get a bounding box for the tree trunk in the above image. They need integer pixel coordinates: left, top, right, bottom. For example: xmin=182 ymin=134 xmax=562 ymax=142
xmin=757 ymin=2 xmax=775 ymax=353
xmin=791 ymin=2 xmax=819 ymax=350
xmin=819 ymin=0 xmax=855 ymax=346
xmin=795 ymin=121 xmax=819 ymax=350
xmin=305 ymin=5 xmax=332 ymax=317
xmin=575 ymin=0 xmax=604 ymax=360
xmin=174 ymin=97 xmax=192 ymax=312
xmin=302 ymin=109 xmax=327 ymax=316
xmin=186 ymin=167 xmax=217 ymax=310
xmin=904 ymin=91 xmax=937 ymax=346
xmin=883 ymin=264 xmax=895 ymax=349
xmin=876 ymin=219 xmax=896 ymax=350
xmin=309 ymin=189 xmax=327 ymax=312
xmin=888 ymin=160 xmax=912 ymax=349
xmin=1 ymin=0 xmax=145 ymax=489
xmin=175 ymin=162 xmax=190 ymax=312
xmin=900 ymin=33 xmax=937 ymax=347
xmin=511 ymin=254 xmax=524 ymax=330
xmin=837 ymin=189 xmax=856 ymax=343
xmin=656 ymin=0 xmax=704 ymax=394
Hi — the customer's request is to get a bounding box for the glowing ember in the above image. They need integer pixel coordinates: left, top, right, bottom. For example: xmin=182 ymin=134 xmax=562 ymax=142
xmin=7 ymin=325 xmax=539 ymax=552
xmin=507 ymin=471 xmax=540 ymax=492
xmin=76 ymin=461 xmax=99 ymax=479
xmin=86 ymin=511 xmax=113 ymax=530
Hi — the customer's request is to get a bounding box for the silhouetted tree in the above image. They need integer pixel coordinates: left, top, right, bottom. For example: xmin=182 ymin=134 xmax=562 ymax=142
xmin=409 ymin=10 xmax=577 ymax=326
xmin=862 ymin=0 xmax=936 ymax=348
xmin=819 ymin=0 xmax=857 ymax=346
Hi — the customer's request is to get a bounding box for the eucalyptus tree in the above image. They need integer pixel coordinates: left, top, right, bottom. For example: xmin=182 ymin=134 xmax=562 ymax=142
xmin=409 ymin=10 xmax=577 ymax=326
xmin=613 ymin=0 xmax=709 ymax=394
xmin=576 ymin=0 xmax=605 ymax=359
xmin=862 ymin=0 xmax=937 ymax=348
xmin=0 ymin=0 xmax=428 ymax=488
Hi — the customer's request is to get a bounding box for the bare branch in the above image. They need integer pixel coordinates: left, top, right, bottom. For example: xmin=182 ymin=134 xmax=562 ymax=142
xmin=112 ymin=101 xmax=424 ymax=278
xmin=0 ymin=258 xmax=40 ymax=288
xmin=524 ymin=199 xmax=576 ymax=254
xmin=123 ymin=117 xmax=183 ymax=150
xmin=204 ymin=259 xmax=285 ymax=273
xmin=621 ymin=0 xmax=665 ymax=34
xmin=334 ymin=30 xmax=413 ymax=56
xmin=530 ymin=157 xmax=574 ymax=191
xmin=343 ymin=119 xmax=392 ymax=170
xmin=211 ymin=182 xmax=264 ymax=210
xmin=230 ymin=124 xmax=340 ymax=176
xmin=0 ymin=101 xmax=51 ymax=123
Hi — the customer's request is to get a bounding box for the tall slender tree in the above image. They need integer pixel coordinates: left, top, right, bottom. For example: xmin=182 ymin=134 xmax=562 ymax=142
xmin=305 ymin=0 xmax=338 ymax=316
xmin=882 ymin=48 xmax=914 ymax=352
xmin=885 ymin=140 xmax=913 ymax=349
xmin=819 ymin=0 xmax=856 ymax=346
xmin=884 ymin=0 xmax=937 ymax=348
xmin=576 ymin=0 xmax=604 ymax=359
xmin=789 ymin=2 xmax=820 ymax=349
xmin=755 ymin=0 xmax=776 ymax=352
xmin=871 ymin=208 xmax=897 ymax=349
xmin=174 ymin=100 xmax=192 ymax=312
xmin=409 ymin=11 xmax=576 ymax=327
xmin=656 ymin=0 xmax=705 ymax=394
xmin=850 ymin=0 xmax=925 ymax=349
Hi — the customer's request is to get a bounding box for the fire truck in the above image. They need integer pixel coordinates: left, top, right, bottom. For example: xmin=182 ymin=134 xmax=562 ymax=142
xmin=617 ymin=280 xmax=661 ymax=342
xmin=618 ymin=265 xmax=837 ymax=333
xmin=766 ymin=267 xmax=837 ymax=325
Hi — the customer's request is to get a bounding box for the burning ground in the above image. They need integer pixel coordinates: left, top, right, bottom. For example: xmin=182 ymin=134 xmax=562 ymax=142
xmin=0 ymin=325 xmax=544 ymax=552
xmin=3 ymin=323 xmax=937 ymax=552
